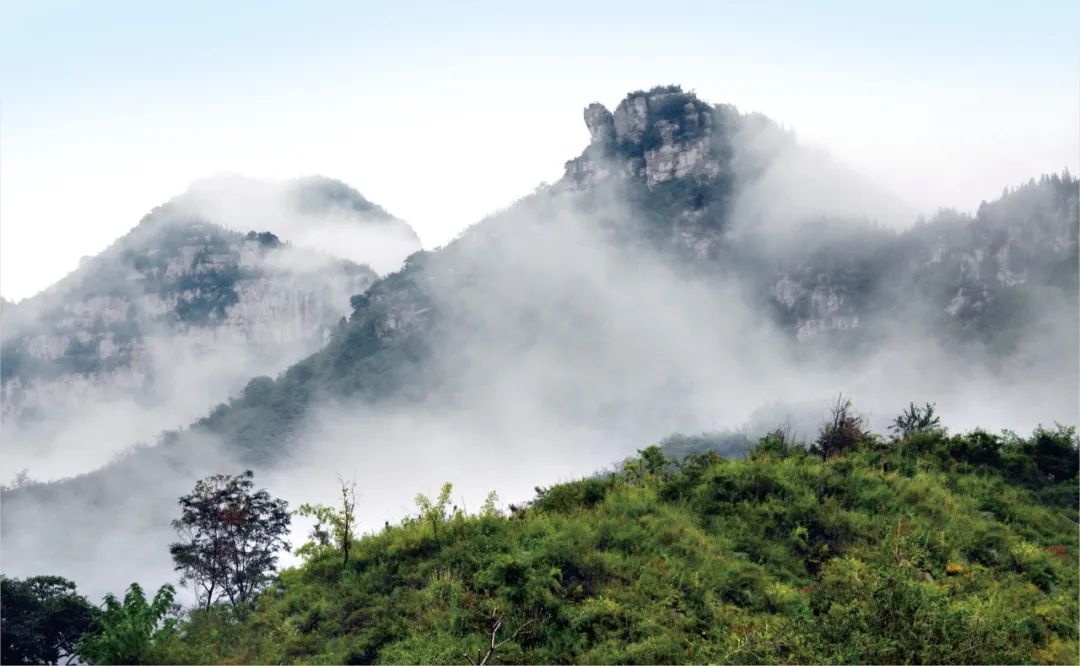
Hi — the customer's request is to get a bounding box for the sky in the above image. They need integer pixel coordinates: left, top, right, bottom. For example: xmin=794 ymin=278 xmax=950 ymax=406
xmin=1 ymin=0 xmax=1077 ymax=301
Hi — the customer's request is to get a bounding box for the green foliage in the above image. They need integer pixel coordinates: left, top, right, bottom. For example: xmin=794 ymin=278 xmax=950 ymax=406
xmin=76 ymin=582 xmax=176 ymax=665
xmin=0 ymin=575 xmax=98 ymax=665
xmin=748 ymin=427 xmax=804 ymax=460
xmin=812 ymin=395 xmax=871 ymax=459
xmin=169 ymin=471 xmax=291 ymax=611
xmin=296 ymin=477 xmax=358 ymax=565
xmin=889 ymin=402 xmax=942 ymax=439
xmin=480 ymin=491 xmax=501 ymax=518
xmin=1031 ymin=424 xmax=1079 ymax=483
xmin=147 ymin=424 xmax=1078 ymax=665
xmin=414 ymin=482 xmax=455 ymax=537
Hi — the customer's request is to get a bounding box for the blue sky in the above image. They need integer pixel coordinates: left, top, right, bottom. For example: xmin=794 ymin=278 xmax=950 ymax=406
xmin=2 ymin=0 xmax=1077 ymax=299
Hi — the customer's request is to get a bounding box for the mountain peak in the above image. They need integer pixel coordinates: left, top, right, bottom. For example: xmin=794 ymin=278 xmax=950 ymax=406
xmin=583 ymin=102 xmax=614 ymax=146
xmin=564 ymin=85 xmax=725 ymax=190
xmin=287 ymin=175 xmax=398 ymax=223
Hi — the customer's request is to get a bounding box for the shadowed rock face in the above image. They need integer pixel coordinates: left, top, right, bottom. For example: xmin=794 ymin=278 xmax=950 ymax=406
xmin=0 ymin=177 xmax=424 ymax=483
xmin=583 ymin=103 xmax=615 ymax=146
xmin=564 ymin=87 xmax=726 ymax=192
xmin=0 ymin=175 xmax=425 ymax=423
xmin=1 ymin=220 xmax=375 ymax=418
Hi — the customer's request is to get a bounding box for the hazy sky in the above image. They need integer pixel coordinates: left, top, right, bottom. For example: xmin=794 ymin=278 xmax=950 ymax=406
xmin=2 ymin=0 xmax=1077 ymax=301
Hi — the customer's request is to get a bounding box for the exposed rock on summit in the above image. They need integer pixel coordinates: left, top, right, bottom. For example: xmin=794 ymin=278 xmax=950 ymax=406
xmin=583 ymin=103 xmax=614 ymax=146
xmin=563 ymin=86 xmax=726 ymax=191
xmin=0 ymin=213 xmax=377 ymax=427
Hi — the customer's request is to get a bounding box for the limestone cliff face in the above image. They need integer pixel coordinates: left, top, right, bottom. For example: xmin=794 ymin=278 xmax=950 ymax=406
xmin=0 ymin=194 xmax=392 ymax=443
xmin=556 ymin=87 xmax=1078 ymax=344
xmin=559 ymin=86 xmax=739 ymax=262
xmin=563 ymin=86 xmax=725 ymax=192
xmin=765 ymin=176 xmax=1079 ymax=341
xmin=770 ymin=276 xmax=861 ymax=342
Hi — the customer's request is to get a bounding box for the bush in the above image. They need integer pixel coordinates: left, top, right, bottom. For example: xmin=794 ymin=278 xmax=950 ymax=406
xmin=813 ymin=396 xmax=870 ymax=459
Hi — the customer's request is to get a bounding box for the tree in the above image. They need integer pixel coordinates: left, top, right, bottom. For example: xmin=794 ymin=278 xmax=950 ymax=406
xmin=480 ymin=491 xmax=501 ymax=517
xmin=415 ymin=482 xmax=454 ymax=537
xmin=889 ymin=402 xmax=942 ymax=439
xmin=814 ymin=395 xmax=869 ymax=459
xmin=169 ymin=470 xmax=290 ymax=611
xmin=76 ymin=583 xmax=175 ymax=665
xmin=1 ymin=575 xmax=97 ymax=665
xmin=1030 ymin=424 xmax=1079 ymax=482
xmin=749 ymin=426 xmax=802 ymax=460
xmin=296 ymin=476 xmax=358 ymax=565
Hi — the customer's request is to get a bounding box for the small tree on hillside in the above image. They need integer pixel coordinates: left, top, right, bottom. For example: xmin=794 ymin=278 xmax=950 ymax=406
xmin=169 ymin=471 xmax=290 ymax=611
xmin=889 ymin=402 xmax=942 ymax=439
xmin=415 ymin=482 xmax=454 ymax=537
xmin=814 ymin=395 xmax=869 ymax=459
xmin=296 ymin=476 xmax=358 ymax=565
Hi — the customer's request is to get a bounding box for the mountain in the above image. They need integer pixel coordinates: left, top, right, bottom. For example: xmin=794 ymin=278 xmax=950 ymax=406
xmin=187 ymin=86 xmax=1078 ymax=460
xmin=0 ymin=177 xmax=420 ymax=481
xmin=563 ymin=87 xmax=1078 ymax=347
xmin=763 ymin=177 xmax=1079 ymax=348
xmin=1 ymin=85 xmax=1076 ymax=603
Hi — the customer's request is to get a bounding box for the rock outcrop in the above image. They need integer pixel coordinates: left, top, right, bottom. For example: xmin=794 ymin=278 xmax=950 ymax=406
xmin=1 ymin=216 xmax=378 ymax=427
xmin=0 ymin=176 xmax=425 ymax=481
xmin=765 ymin=174 xmax=1079 ymax=341
xmin=562 ymin=86 xmax=725 ymax=192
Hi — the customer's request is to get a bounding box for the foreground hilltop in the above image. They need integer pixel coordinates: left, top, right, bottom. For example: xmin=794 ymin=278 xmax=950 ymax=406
xmin=81 ymin=420 xmax=1080 ymax=664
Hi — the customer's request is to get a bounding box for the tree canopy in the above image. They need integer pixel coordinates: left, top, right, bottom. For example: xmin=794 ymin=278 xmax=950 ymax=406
xmin=0 ymin=575 xmax=97 ymax=665
xmin=169 ymin=470 xmax=291 ymax=611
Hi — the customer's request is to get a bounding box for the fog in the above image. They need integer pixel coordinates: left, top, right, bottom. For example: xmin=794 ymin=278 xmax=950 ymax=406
xmin=4 ymin=318 xmax=329 ymax=483
xmin=175 ymin=174 xmax=422 ymax=275
xmin=1 ymin=116 xmax=1076 ymax=607
xmin=727 ymin=113 xmax=918 ymax=239
xmin=0 ymin=183 xmax=407 ymax=484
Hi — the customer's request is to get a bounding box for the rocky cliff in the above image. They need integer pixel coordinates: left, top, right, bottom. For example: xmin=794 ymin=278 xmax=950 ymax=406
xmin=764 ymin=175 xmax=1078 ymax=345
xmin=0 ymin=177 xmax=422 ymax=479
xmin=557 ymin=86 xmax=1078 ymax=346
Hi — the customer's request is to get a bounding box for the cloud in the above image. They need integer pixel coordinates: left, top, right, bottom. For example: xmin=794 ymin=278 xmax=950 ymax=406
xmin=1 ymin=204 xmax=379 ymax=484
xmin=174 ymin=175 xmax=422 ymax=274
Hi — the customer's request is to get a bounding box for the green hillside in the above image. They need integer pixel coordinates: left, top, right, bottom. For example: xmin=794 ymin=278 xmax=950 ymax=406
xmin=150 ymin=422 xmax=1078 ymax=664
